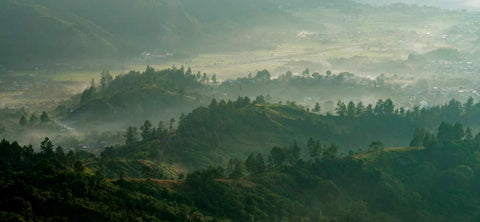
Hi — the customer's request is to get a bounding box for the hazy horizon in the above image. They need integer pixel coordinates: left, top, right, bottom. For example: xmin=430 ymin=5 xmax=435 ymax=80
xmin=354 ymin=0 xmax=480 ymax=9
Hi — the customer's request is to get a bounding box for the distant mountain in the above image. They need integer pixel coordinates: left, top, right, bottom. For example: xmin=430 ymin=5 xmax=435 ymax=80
xmin=272 ymin=0 xmax=361 ymax=9
xmin=0 ymin=0 xmax=370 ymax=67
xmin=0 ymin=0 xmax=292 ymax=66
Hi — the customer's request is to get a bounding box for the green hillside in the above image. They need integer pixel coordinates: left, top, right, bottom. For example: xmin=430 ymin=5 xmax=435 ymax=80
xmin=92 ymin=93 xmax=480 ymax=171
xmin=0 ymin=0 xmax=294 ymax=66
xmin=0 ymin=0 xmax=117 ymax=65
xmin=3 ymin=121 xmax=480 ymax=221
xmin=64 ymin=67 xmax=209 ymax=130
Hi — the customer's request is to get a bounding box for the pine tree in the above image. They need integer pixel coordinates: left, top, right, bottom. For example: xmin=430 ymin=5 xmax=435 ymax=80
xmin=212 ymin=74 xmax=217 ymax=85
xmin=56 ymin=146 xmax=67 ymax=166
xmin=29 ymin=114 xmax=38 ymax=125
xmin=335 ymin=100 xmax=347 ymax=116
xmin=245 ymin=154 xmax=256 ymax=173
xmin=255 ymin=154 xmax=265 ymax=173
xmin=100 ymin=70 xmax=113 ymax=90
xmin=290 ymin=140 xmax=301 ymax=164
xmin=74 ymin=160 xmax=84 ymax=173
xmin=356 ymin=101 xmax=365 ymax=116
xmin=307 ymin=138 xmax=321 ymax=160
xmin=202 ymin=73 xmax=208 ymax=83
xmin=169 ymin=118 xmax=176 ymax=131
xmin=19 ymin=115 xmax=27 ymax=126
xmin=186 ymin=67 xmax=192 ymax=76
xmin=409 ymin=128 xmax=425 ymax=148
xmin=40 ymin=111 xmax=50 ymax=123
xmin=347 ymin=101 xmax=356 ymax=117
xmin=40 ymin=137 xmax=54 ymax=156
xmin=140 ymin=120 xmax=153 ymax=141
xmin=124 ymin=126 xmax=139 ymax=145
xmin=302 ymin=68 xmax=310 ymax=77
xmin=229 ymin=159 xmax=243 ymax=179
xmin=313 ymin=102 xmax=321 ymax=112
xmin=374 ymin=99 xmax=384 ymax=115
xmin=323 ymin=144 xmax=338 ymax=160
xmin=383 ymin=99 xmax=394 ymax=115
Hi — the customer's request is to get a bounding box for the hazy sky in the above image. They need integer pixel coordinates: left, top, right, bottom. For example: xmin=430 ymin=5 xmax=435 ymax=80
xmin=354 ymin=0 xmax=480 ymax=10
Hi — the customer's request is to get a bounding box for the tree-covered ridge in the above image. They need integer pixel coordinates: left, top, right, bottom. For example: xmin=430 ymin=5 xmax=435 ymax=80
xmin=67 ymin=66 xmax=213 ymax=127
xmin=108 ymin=95 xmax=480 ymax=168
xmin=66 ymin=67 xmax=401 ymax=130
xmin=79 ymin=66 xmax=208 ymax=104
xmin=0 ymin=138 xmax=213 ymax=221
xmin=218 ymin=69 xmax=397 ymax=103
xmin=67 ymin=65 xmax=465 ymax=133
xmin=2 ymin=121 xmax=480 ymax=221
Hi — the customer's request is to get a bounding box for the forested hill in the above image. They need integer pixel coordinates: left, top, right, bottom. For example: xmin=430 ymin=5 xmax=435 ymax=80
xmin=2 ymin=121 xmax=480 ymax=221
xmin=98 ymin=95 xmax=480 ymax=170
xmin=60 ymin=65 xmax=480 ymax=169
xmin=65 ymin=66 xmax=208 ymax=128
xmin=64 ymin=67 xmax=395 ymax=130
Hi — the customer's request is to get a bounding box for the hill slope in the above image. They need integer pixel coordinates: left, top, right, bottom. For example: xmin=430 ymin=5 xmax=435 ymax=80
xmin=3 ymin=121 xmax=480 ymax=221
xmin=0 ymin=0 xmax=295 ymax=66
xmin=65 ymin=66 xmax=207 ymax=129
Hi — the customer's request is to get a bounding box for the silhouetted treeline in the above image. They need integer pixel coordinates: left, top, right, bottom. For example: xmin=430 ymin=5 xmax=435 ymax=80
xmin=3 ymin=121 xmax=480 ymax=221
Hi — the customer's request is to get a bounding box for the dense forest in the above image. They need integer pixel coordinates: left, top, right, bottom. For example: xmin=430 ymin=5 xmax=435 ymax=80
xmin=90 ymin=93 xmax=480 ymax=171
xmin=61 ymin=66 xmax=379 ymax=129
xmin=2 ymin=121 xmax=480 ymax=221
xmin=66 ymin=66 xmax=206 ymax=128
xmin=63 ymin=66 xmax=445 ymax=130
